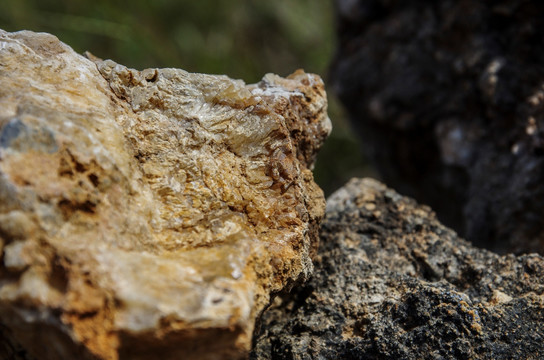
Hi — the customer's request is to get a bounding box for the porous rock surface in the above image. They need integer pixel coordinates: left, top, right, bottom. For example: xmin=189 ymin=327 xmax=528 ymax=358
xmin=331 ymin=0 xmax=544 ymax=254
xmin=0 ymin=29 xmax=331 ymax=360
xmin=252 ymin=178 xmax=544 ymax=359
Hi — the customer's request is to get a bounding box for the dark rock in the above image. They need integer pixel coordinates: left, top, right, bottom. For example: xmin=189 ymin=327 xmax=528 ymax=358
xmin=0 ymin=119 xmax=25 ymax=148
xmin=330 ymin=0 xmax=544 ymax=254
xmin=251 ymin=178 xmax=544 ymax=360
xmin=0 ymin=326 xmax=36 ymax=360
xmin=0 ymin=118 xmax=57 ymax=153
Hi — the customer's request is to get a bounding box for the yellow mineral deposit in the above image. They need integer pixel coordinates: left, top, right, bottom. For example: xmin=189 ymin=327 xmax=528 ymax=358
xmin=0 ymin=29 xmax=331 ymax=359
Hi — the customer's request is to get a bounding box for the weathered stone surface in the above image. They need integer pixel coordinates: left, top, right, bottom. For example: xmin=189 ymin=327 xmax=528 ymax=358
xmin=330 ymin=0 xmax=544 ymax=254
xmin=252 ymin=178 xmax=544 ymax=359
xmin=0 ymin=29 xmax=331 ymax=359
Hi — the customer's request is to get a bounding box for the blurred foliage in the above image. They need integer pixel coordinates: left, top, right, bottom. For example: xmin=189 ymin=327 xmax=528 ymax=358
xmin=0 ymin=0 xmax=373 ymax=195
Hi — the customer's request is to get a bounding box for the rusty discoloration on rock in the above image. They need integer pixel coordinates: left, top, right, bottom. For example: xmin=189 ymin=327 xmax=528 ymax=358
xmin=0 ymin=29 xmax=330 ymax=360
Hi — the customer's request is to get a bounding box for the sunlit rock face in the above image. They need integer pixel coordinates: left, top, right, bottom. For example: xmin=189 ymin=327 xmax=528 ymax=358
xmin=0 ymin=29 xmax=330 ymax=360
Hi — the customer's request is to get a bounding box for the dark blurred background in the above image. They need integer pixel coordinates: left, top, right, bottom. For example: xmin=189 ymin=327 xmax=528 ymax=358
xmin=0 ymin=0 xmax=374 ymax=195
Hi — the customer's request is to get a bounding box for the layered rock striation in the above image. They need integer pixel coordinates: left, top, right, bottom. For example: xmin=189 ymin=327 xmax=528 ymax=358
xmin=252 ymin=178 xmax=544 ymax=359
xmin=0 ymin=29 xmax=330 ymax=360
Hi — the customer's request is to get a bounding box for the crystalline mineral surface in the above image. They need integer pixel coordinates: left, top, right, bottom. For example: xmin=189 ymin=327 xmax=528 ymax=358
xmin=0 ymin=29 xmax=331 ymax=360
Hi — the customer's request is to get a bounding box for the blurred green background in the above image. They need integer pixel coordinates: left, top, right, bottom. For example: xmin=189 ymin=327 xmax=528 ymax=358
xmin=0 ymin=0 xmax=373 ymax=195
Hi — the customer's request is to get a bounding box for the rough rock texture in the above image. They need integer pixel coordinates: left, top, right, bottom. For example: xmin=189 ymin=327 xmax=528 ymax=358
xmin=252 ymin=178 xmax=544 ymax=359
xmin=330 ymin=0 xmax=544 ymax=254
xmin=0 ymin=29 xmax=331 ymax=360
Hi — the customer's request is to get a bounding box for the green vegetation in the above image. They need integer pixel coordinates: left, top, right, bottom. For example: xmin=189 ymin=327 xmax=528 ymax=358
xmin=0 ymin=0 xmax=371 ymax=194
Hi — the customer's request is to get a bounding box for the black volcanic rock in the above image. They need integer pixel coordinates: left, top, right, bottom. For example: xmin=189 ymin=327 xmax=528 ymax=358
xmin=251 ymin=178 xmax=544 ymax=360
xmin=330 ymin=0 xmax=544 ymax=254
